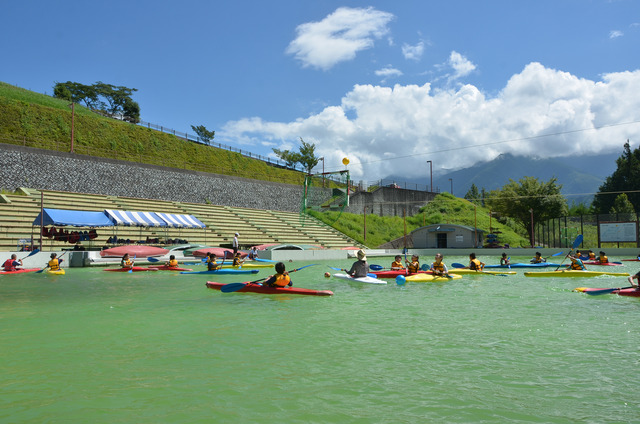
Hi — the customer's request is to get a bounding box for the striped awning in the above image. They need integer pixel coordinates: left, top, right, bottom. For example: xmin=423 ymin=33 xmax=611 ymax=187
xmin=156 ymin=212 xmax=206 ymax=228
xmin=104 ymin=209 xmax=167 ymax=227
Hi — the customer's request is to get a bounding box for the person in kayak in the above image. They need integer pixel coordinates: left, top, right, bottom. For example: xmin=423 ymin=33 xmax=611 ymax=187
xmin=206 ymin=253 xmax=221 ymax=271
xmin=465 ymin=253 xmax=485 ymax=271
xmin=568 ymin=254 xmax=587 ymax=270
xmin=232 ymin=252 xmax=244 ymax=267
xmin=587 ymin=250 xmax=596 ymax=260
xmin=345 ymin=249 xmax=369 ymax=278
xmin=405 ymin=254 xmax=420 ymax=274
xmin=120 ymin=253 xmax=134 ymax=270
xmin=3 ymin=254 xmax=23 ymax=271
xmin=627 ymin=271 xmax=640 ymax=289
xmin=391 ymin=255 xmax=404 ymax=271
xmin=264 ymin=261 xmax=292 ymax=287
xmin=47 ymin=253 xmax=63 ymax=272
xmin=165 ymin=255 xmax=179 ymax=268
xmin=248 ymin=246 xmax=259 ymax=260
xmin=596 ymin=251 xmax=609 ymax=264
xmin=530 ymin=252 xmax=546 ymax=263
xmin=500 ymin=253 xmax=510 ymax=266
xmin=430 ymin=253 xmax=450 ymax=277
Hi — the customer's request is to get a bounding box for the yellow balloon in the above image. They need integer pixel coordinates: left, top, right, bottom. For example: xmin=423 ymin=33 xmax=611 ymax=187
xmin=342 ymin=157 xmax=350 ymax=165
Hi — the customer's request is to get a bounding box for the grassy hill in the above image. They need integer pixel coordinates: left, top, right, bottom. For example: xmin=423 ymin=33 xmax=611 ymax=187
xmin=0 ymin=82 xmax=304 ymax=184
xmin=312 ymin=193 xmax=530 ymax=247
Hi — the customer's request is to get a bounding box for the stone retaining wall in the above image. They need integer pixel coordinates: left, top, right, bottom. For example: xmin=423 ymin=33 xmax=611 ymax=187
xmin=0 ymin=144 xmax=303 ymax=212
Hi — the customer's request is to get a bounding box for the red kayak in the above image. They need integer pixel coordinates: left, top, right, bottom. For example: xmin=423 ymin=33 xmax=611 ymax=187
xmin=206 ymin=281 xmax=333 ymax=296
xmin=579 ymin=287 xmax=640 ymax=297
xmin=621 ymin=258 xmax=640 ymax=262
xmin=371 ymin=270 xmax=432 ymax=278
xmin=1 ymin=268 xmax=40 ymax=275
xmin=103 ymin=266 xmax=158 ymax=272
xmin=147 ymin=265 xmax=193 ymax=271
xmin=582 ymin=261 xmax=623 ymax=266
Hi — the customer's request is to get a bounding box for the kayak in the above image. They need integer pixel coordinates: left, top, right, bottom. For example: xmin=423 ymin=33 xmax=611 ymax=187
xmin=205 ymin=281 xmax=333 ymax=296
xmin=484 ymin=263 xmax=561 ymax=268
xmin=524 ymin=270 xmax=630 ymax=277
xmin=219 ymin=263 xmax=274 ymax=269
xmin=575 ymin=287 xmax=640 ymax=297
xmin=449 ymin=269 xmax=517 ymax=275
xmin=371 ymin=270 xmax=432 ymax=278
xmin=0 ymin=268 xmax=40 ymax=275
xmin=180 ymin=269 xmax=259 ymax=275
xmin=148 ymin=265 xmax=193 ymax=271
xmin=621 ymin=258 xmax=640 ymax=262
xmin=332 ymin=273 xmax=386 ymax=285
xmin=581 ymin=261 xmax=623 ymax=266
xmin=396 ymin=274 xmax=462 ymax=284
xmin=46 ymin=269 xmax=66 ymax=275
xmin=103 ymin=266 xmax=159 ymax=272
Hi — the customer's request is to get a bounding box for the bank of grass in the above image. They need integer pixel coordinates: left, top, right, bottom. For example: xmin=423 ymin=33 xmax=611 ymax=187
xmin=312 ymin=192 xmax=530 ymax=248
xmin=0 ymin=82 xmax=304 ymax=184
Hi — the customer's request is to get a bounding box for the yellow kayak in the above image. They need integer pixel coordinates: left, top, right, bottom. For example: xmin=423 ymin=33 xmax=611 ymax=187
xmin=46 ymin=269 xmax=66 ymax=275
xmin=449 ymin=269 xmax=516 ymax=275
xmin=524 ymin=270 xmax=629 ymax=277
xmin=398 ymin=273 xmax=462 ymax=283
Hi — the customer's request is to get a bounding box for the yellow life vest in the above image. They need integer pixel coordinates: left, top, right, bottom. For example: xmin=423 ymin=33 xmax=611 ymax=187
xmin=168 ymin=259 xmax=179 ymax=267
xmin=570 ymin=260 xmax=583 ymax=270
xmin=599 ymin=255 xmax=608 ymax=263
xmin=470 ymin=259 xmax=484 ymax=270
xmin=48 ymin=258 xmax=60 ymax=271
xmin=272 ymin=273 xmax=291 ymax=287
xmin=391 ymin=260 xmax=404 ymax=270
xmin=431 ymin=261 xmax=446 ymax=273
xmin=407 ymin=261 xmax=420 ymax=274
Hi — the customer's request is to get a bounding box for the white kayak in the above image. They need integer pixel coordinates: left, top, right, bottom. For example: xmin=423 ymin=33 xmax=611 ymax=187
xmin=332 ymin=273 xmax=387 ymax=285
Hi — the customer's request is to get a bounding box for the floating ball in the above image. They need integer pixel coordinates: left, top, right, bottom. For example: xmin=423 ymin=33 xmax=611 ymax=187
xmin=324 ymin=272 xmax=331 ymax=278
xmin=342 ymin=157 xmax=350 ymax=165
xmin=396 ymin=275 xmax=406 ymax=285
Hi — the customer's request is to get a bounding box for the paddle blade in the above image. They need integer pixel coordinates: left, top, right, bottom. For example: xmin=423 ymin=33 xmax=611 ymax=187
xmin=35 ymin=268 xmax=46 ymax=274
xmin=291 ymin=264 xmax=319 ymax=272
xmin=370 ymin=264 xmax=384 ymax=271
xmin=585 ymin=288 xmax=618 ymax=296
xmin=451 ymin=263 xmax=465 ymax=268
xmin=221 ymin=283 xmax=248 ymax=293
xmin=572 ymin=235 xmax=583 ymax=249
xmin=147 ymin=257 xmax=160 ymax=263
xmin=551 ymin=251 xmax=564 ymax=257
xmin=328 ymin=266 xmax=344 ymax=271
xmin=421 ymin=264 xmax=430 ymax=271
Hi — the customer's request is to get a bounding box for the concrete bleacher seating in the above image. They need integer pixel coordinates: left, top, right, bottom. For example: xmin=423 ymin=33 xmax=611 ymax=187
xmin=0 ymin=188 xmax=363 ymax=252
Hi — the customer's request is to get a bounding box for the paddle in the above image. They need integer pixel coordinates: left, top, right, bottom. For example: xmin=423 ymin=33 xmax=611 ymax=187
xmin=327 ymin=266 xmax=377 ymax=278
xmin=555 ymin=235 xmax=583 ymax=271
xmin=147 ymin=257 xmax=160 ymax=263
xmin=551 ymin=251 xmax=564 ymax=257
xmin=221 ymin=264 xmax=319 ymax=293
xmin=370 ymin=264 xmax=384 ymax=271
xmin=35 ymin=251 xmax=67 ymax=274
xmin=451 ymin=263 xmax=465 ymax=268
xmin=585 ymin=286 xmax=636 ymax=296
xmin=19 ymin=248 xmax=40 ymax=261
xmin=128 ymin=255 xmax=137 ymax=273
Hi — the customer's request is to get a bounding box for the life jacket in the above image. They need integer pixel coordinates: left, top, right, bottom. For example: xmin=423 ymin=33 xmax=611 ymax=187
xmin=391 ymin=260 xmax=404 ymax=270
xmin=407 ymin=261 xmax=420 ymax=274
xmin=121 ymin=259 xmax=133 ymax=267
xmin=599 ymin=255 xmax=608 ymax=263
xmin=431 ymin=261 xmax=446 ymax=273
xmin=271 ymin=273 xmax=291 ymax=287
xmin=570 ymin=260 xmax=584 ymax=270
xmin=470 ymin=259 xmax=484 ymax=270
xmin=532 ymin=257 xmax=543 ymax=263
xmin=48 ymin=258 xmax=60 ymax=271
xmin=3 ymin=259 xmax=16 ymax=271
xmin=168 ymin=259 xmax=179 ymax=267
xmin=589 ymin=252 xmax=596 ymax=259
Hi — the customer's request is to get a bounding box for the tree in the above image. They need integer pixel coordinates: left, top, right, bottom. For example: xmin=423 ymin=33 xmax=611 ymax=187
xmin=610 ymin=193 xmax=635 ymax=214
xmin=486 ymin=176 xmax=567 ymax=246
xmin=593 ymin=140 xmax=640 ymax=213
xmin=272 ymin=137 xmax=319 ymax=173
xmin=52 ymin=80 xmax=139 ymax=120
xmin=190 ymin=125 xmax=215 ymax=144
xmin=464 ymin=184 xmax=481 ymax=205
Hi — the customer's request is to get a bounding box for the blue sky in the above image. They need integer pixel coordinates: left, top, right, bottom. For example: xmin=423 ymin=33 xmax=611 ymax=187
xmin=3 ymin=1 xmax=640 ymax=185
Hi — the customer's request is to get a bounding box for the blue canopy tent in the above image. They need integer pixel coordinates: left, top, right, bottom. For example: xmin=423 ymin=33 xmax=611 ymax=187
xmin=104 ymin=209 xmax=167 ymax=227
xmin=156 ymin=212 xmax=206 ymax=228
xmin=33 ymin=208 xmax=114 ymax=227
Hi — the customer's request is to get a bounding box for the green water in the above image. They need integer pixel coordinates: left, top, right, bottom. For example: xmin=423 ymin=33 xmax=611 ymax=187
xmin=1 ymin=256 xmax=640 ymax=423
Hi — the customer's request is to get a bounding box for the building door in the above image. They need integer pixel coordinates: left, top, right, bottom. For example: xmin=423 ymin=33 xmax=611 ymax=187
xmin=437 ymin=233 xmax=447 ymax=248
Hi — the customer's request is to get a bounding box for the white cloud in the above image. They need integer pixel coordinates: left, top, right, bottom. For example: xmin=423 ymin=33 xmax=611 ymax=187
xmin=221 ymin=63 xmax=640 ymax=183
xmin=375 ymin=66 xmax=403 ymax=82
xmin=402 ymin=41 xmax=424 ymax=60
xmin=448 ymin=51 xmax=476 ymax=80
xmin=285 ymin=7 xmax=394 ymax=70
xmin=609 ymin=30 xmax=624 ymax=38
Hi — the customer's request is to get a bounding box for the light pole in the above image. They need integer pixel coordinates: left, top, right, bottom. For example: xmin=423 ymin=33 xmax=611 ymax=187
xmin=320 ymin=157 xmax=325 ymax=187
xmin=68 ymin=102 xmax=75 ymax=153
xmin=449 ymin=178 xmax=453 ymax=195
xmin=427 ymin=160 xmax=432 ymax=192
xmin=529 ymin=208 xmax=534 ymax=247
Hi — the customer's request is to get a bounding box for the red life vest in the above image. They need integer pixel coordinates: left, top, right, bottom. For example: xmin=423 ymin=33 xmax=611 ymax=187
xmin=3 ymin=259 xmax=16 ymax=271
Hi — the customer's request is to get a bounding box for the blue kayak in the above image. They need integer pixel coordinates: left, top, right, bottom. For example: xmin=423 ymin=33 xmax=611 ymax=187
xmin=180 ymin=269 xmax=259 ymax=275
xmin=484 ymin=262 xmax=562 ymax=268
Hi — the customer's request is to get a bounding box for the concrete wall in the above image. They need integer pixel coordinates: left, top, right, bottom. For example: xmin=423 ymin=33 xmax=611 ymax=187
xmin=347 ymin=187 xmax=436 ymax=217
xmin=0 ymin=144 xmax=303 ymax=212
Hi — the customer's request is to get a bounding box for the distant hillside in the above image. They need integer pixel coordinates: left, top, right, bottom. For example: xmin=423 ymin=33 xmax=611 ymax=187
xmin=390 ymin=153 xmax=620 ymax=206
